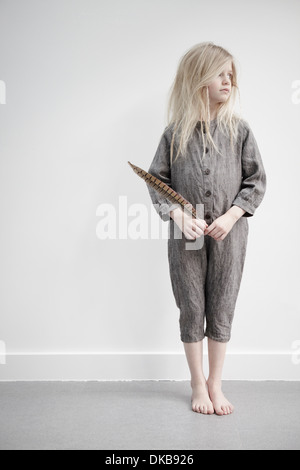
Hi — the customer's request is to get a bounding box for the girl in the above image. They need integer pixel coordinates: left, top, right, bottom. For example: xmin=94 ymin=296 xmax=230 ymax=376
xmin=147 ymin=42 xmax=267 ymax=416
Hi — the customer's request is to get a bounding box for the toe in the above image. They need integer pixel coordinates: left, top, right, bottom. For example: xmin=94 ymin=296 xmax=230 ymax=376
xmin=195 ymin=403 xmax=201 ymax=413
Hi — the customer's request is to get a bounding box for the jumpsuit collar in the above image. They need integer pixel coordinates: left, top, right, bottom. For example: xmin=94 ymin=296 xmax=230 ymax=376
xmin=195 ymin=118 xmax=218 ymax=133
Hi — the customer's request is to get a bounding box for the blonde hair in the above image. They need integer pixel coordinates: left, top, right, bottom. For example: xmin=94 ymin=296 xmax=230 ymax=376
xmin=166 ymin=42 xmax=240 ymax=165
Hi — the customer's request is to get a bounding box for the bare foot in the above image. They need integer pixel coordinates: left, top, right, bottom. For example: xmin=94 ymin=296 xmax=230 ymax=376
xmin=191 ymin=381 xmax=214 ymax=415
xmin=207 ymin=380 xmax=234 ymax=416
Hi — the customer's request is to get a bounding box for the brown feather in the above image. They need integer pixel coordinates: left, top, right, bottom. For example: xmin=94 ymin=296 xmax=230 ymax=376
xmin=128 ymin=161 xmax=197 ymax=219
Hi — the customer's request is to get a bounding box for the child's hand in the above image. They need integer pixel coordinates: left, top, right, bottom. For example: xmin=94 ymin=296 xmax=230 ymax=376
xmin=171 ymin=207 xmax=208 ymax=240
xmin=204 ymin=213 xmax=237 ymax=241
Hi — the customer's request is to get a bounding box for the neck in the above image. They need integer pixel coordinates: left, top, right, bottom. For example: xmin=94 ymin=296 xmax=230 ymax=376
xmin=209 ymin=105 xmax=218 ymax=120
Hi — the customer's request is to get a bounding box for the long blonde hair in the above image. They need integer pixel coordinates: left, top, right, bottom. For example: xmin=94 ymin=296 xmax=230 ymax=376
xmin=166 ymin=42 xmax=240 ymax=165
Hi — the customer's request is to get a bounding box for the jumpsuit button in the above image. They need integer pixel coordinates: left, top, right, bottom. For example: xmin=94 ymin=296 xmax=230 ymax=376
xmin=205 ymin=212 xmax=211 ymax=220
xmin=204 ymin=169 xmax=210 ymax=175
xmin=205 ymin=190 xmax=212 ymax=197
xmin=205 ymin=147 xmax=209 ymax=153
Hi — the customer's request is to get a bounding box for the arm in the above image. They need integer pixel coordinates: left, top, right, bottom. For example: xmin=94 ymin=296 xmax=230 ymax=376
xmin=147 ymin=129 xmax=179 ymax=222
xmin=230 ymin=123 xmax=267 ymax=218
xmin=226 ymin=205 xmax=246 ymax=222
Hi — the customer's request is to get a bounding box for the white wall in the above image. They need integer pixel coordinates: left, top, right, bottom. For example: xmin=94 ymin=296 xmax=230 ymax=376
xmin=0 ymin=0 xmax=299 ymax=380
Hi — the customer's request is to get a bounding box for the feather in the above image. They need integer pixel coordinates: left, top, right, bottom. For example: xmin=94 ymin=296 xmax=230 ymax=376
xmin=128 ymin=161 xmax=197 ymax=219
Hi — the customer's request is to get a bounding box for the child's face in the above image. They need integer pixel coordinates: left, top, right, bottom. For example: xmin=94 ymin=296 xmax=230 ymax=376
xmin=207 ymin=60 xmax=233 ymax=107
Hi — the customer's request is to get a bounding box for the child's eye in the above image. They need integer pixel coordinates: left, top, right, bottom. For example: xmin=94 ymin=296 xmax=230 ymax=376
xmin=219 ymin=73 xmax=233 ymax=79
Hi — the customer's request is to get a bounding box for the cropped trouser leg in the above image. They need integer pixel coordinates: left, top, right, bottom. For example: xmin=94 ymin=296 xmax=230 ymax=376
xmin=204 ymin=218 xmax=249 ymax=342
xmin=167 ymin=217 xmax=249 ymax=344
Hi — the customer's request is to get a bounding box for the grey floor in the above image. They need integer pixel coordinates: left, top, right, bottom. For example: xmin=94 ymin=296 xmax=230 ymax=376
xmin=0 ymin=381 xmax=299 ymax=450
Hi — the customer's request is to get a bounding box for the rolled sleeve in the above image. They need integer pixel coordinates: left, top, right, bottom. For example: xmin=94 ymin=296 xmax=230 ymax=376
xmin=231 ymin=124 xmax=267 ymax=217
xmin=147 ymin=128 xmax=178 ymax=222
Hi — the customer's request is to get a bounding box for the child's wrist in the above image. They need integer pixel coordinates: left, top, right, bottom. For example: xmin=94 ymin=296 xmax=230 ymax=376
xmin=170 ymin=207 xmax=183 ymax=220
xmin=227 ymin=205 xmax=246 ymax=222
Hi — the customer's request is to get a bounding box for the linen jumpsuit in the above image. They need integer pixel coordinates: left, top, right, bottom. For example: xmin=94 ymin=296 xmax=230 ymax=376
xmin=147 ymin=118 xmax=267 ymax=343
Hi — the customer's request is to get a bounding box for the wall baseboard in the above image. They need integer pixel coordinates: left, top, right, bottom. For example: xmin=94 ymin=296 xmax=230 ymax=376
xmin=0 ymin=352 xmax=299 ymax=381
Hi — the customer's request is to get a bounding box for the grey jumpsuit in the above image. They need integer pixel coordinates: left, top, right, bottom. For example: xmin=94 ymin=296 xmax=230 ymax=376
xmin=147 ymin=118 xmax=267 ymax=343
